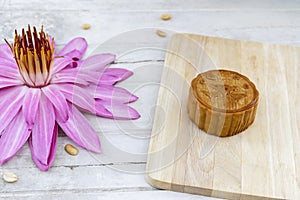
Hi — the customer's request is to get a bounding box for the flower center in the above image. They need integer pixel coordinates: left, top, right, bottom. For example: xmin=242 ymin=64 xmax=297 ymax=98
xmin=6 ymin=25 xmax=54 ymax=88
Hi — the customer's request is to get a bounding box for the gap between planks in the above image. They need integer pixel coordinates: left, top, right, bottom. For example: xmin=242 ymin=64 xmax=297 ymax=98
xmin=1 ymin=162 xmax=147 ymax=170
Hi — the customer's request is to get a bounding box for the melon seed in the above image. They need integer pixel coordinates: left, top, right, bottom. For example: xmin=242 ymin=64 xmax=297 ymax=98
xmin=82 ymin=24 xmax=91 ymax=30
xmin=64 ymin=144 xmax=79 ymax=156
xmin=160 ymin=14 xmax=172 ymax=21
xmin=3 ymin=172 xmax=18 ymax=183
xmin=156 ymin=30 xmax=167 ymax=37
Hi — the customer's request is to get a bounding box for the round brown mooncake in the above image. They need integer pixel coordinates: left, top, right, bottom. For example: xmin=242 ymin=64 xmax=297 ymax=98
xmin=188 ymin=69 xmax=259 ymax=137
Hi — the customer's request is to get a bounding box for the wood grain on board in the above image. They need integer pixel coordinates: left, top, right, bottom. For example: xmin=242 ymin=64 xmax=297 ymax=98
xmin=146 ymin=33 xmax=300 ymax=199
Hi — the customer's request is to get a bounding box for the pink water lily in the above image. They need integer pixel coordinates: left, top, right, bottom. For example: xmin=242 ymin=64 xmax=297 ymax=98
xmin=0 ymin=26 xmax=140 ymax=171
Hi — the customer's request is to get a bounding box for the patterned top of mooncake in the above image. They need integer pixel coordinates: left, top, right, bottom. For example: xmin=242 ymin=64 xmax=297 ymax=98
xmin=192 ymin=70 xmax=259 ymax=113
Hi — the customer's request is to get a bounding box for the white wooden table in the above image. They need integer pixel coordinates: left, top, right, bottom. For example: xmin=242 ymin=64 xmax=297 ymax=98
xmin=0 ymin=1 xmax=299 ymax=199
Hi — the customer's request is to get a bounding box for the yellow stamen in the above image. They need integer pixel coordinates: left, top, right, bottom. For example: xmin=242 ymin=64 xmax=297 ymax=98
xmin=27 ymin=48 xmax=34 ymax=72
xmin=34 ymin=50 xmax=41 ymax=74
xmin=28 ymin=51 xmax=35 ymax=83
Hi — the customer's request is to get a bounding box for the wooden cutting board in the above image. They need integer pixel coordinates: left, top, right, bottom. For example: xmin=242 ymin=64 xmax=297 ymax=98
xmin=146 ymin=34 xmax=300 ymax=199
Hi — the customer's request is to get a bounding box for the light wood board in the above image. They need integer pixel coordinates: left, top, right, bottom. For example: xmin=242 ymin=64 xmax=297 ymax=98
xmin=146 ymin=33 xmax=300 ymax=199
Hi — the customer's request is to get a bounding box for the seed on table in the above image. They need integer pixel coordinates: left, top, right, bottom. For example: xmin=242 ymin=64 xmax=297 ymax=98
xmin=160 ymin=14 xmax=172 ymax=21
xmin=3 ymin=172 xmax=18 ymax=183
xmin=156 ymin=30 xmax=167 ymax=37
xmin=82 ymin=24 xmax=91 ymax=30
xmin=64 ymin=144 xmax=79 ymax=156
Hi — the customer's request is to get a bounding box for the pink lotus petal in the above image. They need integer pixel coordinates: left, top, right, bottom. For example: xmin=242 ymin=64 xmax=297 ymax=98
xmin=0 ymin=43 xmax=15 ymax=62
xmin=0 ymin=111 xmax=31 ymax=165
xmin=42 ymin=85 xmax=69 ymax=122
xmin=50 ymin=56 xmax=73 ymax=75
xmin=58 ymin=37 xmax=87 ymax=59
xmin=29 ymin=124 xmax=58 ymax=171
xmin=80 ymin=54 xmax=115 ymax=71
xmin=58 ymin=83 xmax=96 ymax=114
xmin=91 ymin=84 xmax=138 ymax=103
xmin=51 ymin=74 xmax=89 ymax=86
xmin=94 ymin=103 xmax=113 ymax=118
xmin=0 ymin=86 xmax=26 ymax=133
xmin=72 ymin=69 xmax=100 ymax=83
xmin=57 ymin=103 xmax=101 ymax=153
xmin=29 ymin=94 xmax=57 ymax=170
xmin=60 ymin=49 xmax=82 ymax=60
xmin=0 ymin=59 xmax=19 ymax=69
xmin=96 ymin=100 xmax=140 ymax=120
xmin=0 ymin=77 xmax=24 ymax=89
xmin=98 ymin=68 xmax=133 ymax=85
xmin=51 ymin=68 xmax=90 ymax=86
xmin=0 ymin=66 xmax=20 ymax=79
xmin=22 ymin=88 xmax=41 ymax=130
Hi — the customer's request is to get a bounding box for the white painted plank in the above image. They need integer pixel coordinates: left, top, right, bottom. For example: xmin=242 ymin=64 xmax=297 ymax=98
xmin=1 ymin=190 xmax=217 ymax=200
xmin=2 ymin=0 xmax=300 ymax=11
xmin=0 ymin=164 xmax=150 ymax=193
